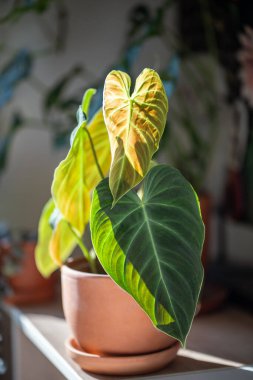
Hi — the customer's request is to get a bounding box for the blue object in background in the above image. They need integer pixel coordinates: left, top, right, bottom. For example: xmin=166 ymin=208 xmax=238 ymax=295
xmin=168 ymin=55 xmax=180 ymax=80
xmin=0 ymin=88 xmax=13 ymax=108
xmin=163 ymin=55 xmax=180 ymax=99
xmin=0 ymin=222 xmax=10 ymax=239
xmin=0 ymin=113 xmax=23 ymax=172
xmin=163 ymin=81 xmax=175 ymax=99
xmin=0 ymin=50 xmax=32 ymax=108
xmin=125 ymin=44 xmax=141 ymax=68
xmin=24 ymin=0 xmax=38 ymax=6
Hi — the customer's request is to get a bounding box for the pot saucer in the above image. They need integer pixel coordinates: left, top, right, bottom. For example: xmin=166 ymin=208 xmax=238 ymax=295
xmin=65 ymin=337 xmax=180 ymax=376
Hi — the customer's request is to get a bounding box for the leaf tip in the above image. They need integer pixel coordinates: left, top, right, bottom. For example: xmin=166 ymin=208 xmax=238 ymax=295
xmin=34 ymin=247 xmax=51 ymax=279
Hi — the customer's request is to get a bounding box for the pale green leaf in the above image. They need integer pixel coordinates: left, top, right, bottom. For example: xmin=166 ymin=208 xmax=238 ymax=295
xmin=49 ymin=216 xmax=77 ymax=267
xmin=51 ymin=108 xmax=111 ymax=234
xmin=35 ymin=199 xmax=76 ymax=277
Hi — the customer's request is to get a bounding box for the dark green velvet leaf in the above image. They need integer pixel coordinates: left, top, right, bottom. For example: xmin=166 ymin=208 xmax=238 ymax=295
xmin=91 ymin=164 xmax=204 ymax=345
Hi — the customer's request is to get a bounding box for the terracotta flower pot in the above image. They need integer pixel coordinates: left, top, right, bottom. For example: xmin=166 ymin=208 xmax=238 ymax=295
xmin=6 ymin=239 xmax=56 ymax=305
xmin=61 ymin=258 xmax=177 ymax=356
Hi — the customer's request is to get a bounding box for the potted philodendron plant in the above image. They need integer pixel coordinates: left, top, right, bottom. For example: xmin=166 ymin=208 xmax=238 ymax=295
xmin=35 ymin=68 xmax=204 ymax=376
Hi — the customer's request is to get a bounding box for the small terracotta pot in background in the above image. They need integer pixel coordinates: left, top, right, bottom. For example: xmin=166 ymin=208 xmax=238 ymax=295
xmin=6 ymin=237 xmax=56 ymax=305
xmin=61 ymin=258 xmax=177 ymax=356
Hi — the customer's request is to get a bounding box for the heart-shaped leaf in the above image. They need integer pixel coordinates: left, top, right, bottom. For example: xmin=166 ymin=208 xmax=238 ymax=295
xmin=103 ymin=68 xmax=168 ymax=204
xmin=91 ymin=164 xmax=204 ymax=345
xmin=52 ymin=108 xmax=111 ymax=234
xmin=35 ymin=199 xmax=76 ymax=277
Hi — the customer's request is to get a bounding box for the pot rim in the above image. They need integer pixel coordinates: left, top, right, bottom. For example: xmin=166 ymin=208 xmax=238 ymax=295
xmin=61 ymin=257 xmax=109 ymax=280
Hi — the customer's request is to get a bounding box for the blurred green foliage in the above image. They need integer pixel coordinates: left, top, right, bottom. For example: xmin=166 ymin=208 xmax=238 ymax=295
xmin=0 ymin=0 xmax=230 ymax=195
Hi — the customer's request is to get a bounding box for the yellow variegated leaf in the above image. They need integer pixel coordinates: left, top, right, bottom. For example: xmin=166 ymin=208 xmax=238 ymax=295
xmin=85 ymin=110 xmax=111 ymax=189
xmin=103 ymin=68 xmax=168 ymax=204
xmin=35 ymin=199 xmax=76 ymax=277
xmin=52 ymin=140 xmax=90 ymax=234
xmin=49 ymin=218 xmax=76 ymax=267
xmin=51 ymin=109 xmax=111 ymax=234
xmin=35 ymin=199 xmax=56 ymax=277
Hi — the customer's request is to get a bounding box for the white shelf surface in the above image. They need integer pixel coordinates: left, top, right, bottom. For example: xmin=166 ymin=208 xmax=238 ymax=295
xmin=3 ymin=301 xmax=253 ymax=380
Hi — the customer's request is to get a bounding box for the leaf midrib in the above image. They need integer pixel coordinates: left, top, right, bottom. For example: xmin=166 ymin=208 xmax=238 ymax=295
xmin=140 ymin=201 xmax=183 ymax=339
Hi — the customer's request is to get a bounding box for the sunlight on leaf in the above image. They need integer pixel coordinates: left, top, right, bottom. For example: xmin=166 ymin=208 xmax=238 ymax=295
xmin=81 ymin=88 xmax=96 ymax=119
xmin=49 ymin=216 xmax=76 ymax=267
xmin=35 ymin=198 xmax=76 ymax=277
xmin=52 ymin=108 xmax=111 ymax=234
xmin=103 ymin=68 xmax=168 ymax=204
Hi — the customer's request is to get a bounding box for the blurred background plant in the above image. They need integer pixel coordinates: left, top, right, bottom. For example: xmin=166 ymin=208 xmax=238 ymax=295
xmin=0 ymin=221 xmax=34 ymax=299
xmin=0 ymin=0 xmax=243 ymax=197
xmin=0 ymin=0 xmax=252 ymax=283
xmin=237 ymin=26 xmax=253 ymax=224
xmin=0 ymin=0 xmax=221 ymax=193
xmin=0 ymin=0 xmax=87 ymax=168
